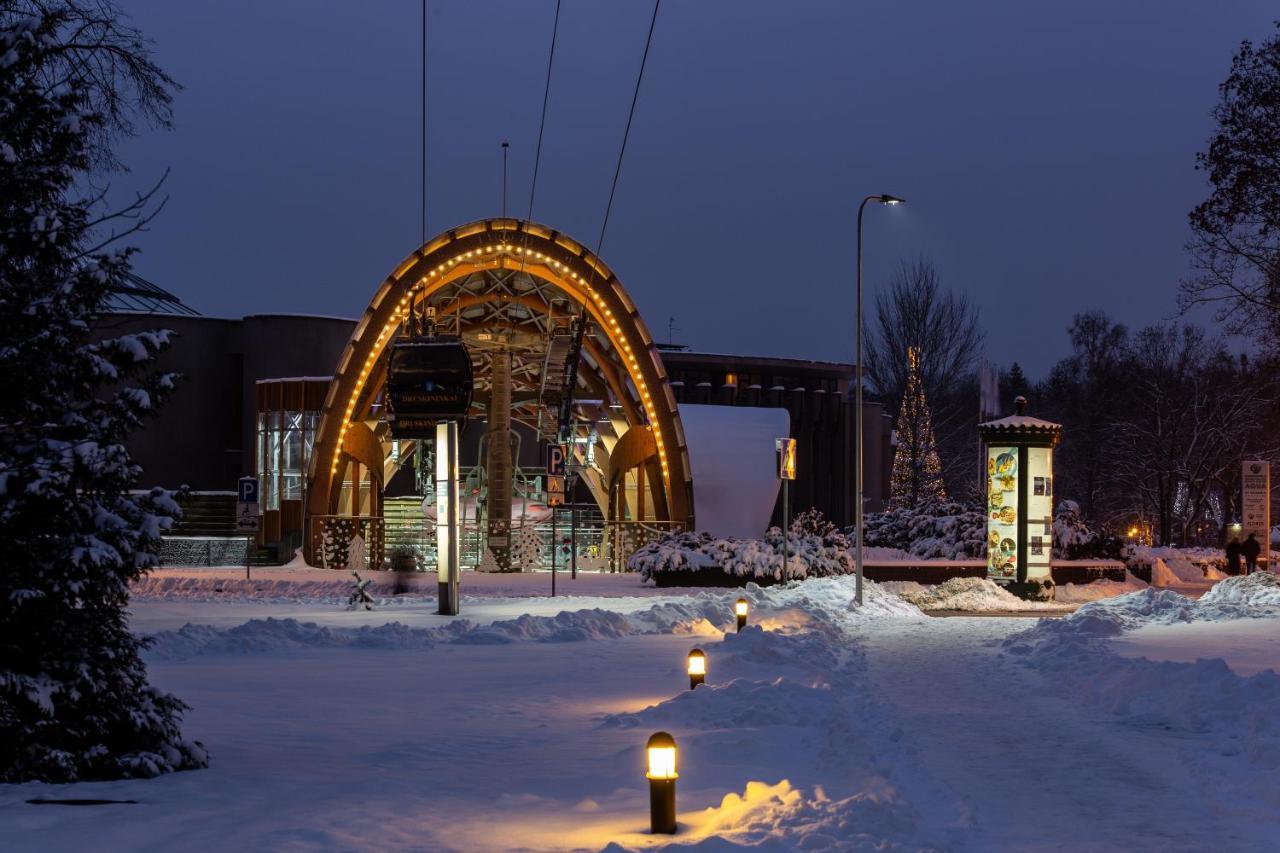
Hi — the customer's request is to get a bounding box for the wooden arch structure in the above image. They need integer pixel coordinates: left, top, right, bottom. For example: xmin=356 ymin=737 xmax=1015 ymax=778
xmin=303 ymin=218 xmax=694 ymax=563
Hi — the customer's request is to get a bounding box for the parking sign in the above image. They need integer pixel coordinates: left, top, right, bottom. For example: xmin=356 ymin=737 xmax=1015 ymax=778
xmin=236 ymin=476 xmax=260 ymax=533
xmin=546 ymin=444 xmax=567 ymax=476
xmin=238 ymin=477 xmax=260 ymax=504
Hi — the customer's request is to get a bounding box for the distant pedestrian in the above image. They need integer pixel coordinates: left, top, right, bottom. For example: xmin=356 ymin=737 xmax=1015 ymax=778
xmin=1241 ymin=533 xmax=1261 ymax=574
xmin=1225 ymin=537 xmax=1242 ymax=575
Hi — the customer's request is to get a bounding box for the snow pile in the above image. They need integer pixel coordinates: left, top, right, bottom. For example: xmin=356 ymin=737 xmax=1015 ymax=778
xmin=1005 ymin=584 xmax=1280 ymax=802
xmin=620 ymin=778 xmax=920 ymax=852
xmin=860 ymin=500 xmax=986 ymax=560
xmin=1128 ymin=546 xmax=1223 ymax=584
xmin=144 ymin=617 xmax=442 ymax=658
xmin=1054 ymin=572 xmax=1148 ymax=604
xmin=1009 ymin=574 xmax=1280 ymax=647
xmin=889 ymin=577 xmax=1070 ymax=612
xmin=132 ymin=573 xmax=414 ymax=603
xmin=144 ymin=577 xmax=921 ymax=660
xmin=1196 ymin=572 xmax=1280 ymax=620
xmin=604 ymin=676 xmax=839 ymax=730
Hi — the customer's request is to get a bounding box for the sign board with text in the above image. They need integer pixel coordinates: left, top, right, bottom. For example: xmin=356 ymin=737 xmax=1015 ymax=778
xmin=1241 ymin=460 xmax=1270 ymax=564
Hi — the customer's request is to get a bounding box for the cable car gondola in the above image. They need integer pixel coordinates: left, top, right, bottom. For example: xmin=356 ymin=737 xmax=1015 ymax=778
xmin=385 ymin=335 xmax=474 ymax=438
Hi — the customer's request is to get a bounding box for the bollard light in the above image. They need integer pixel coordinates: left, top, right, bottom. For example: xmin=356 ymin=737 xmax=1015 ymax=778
xmin=645 ymin=731 xmax=678 ymax=834
xmin=734 ymin=597 xmax=749 ymax=632
xmin=686 ymin=648 xmax=706 ymax=690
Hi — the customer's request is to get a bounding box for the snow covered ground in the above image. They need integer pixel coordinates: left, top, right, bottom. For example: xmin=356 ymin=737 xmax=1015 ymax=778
xmin=3 ymin=573 xmax=1278 ymax=850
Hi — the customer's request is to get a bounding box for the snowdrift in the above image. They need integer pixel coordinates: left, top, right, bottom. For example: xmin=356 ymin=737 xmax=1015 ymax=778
xmin=1004 ymin=574 xmax=1280 ymax=803
xmin=884 ymin=577 xmax=1071 ymax=612
xmin=144 ymin=576 xmax=923 ymax=660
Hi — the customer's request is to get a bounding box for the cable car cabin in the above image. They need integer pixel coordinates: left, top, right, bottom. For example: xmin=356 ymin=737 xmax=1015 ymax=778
xmin=384 ymin=336 xmax=474 ymax=437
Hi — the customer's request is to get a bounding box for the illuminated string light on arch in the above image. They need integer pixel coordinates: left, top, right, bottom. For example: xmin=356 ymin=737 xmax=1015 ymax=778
xmin=328 ymin=238 xmax=671 ymax=481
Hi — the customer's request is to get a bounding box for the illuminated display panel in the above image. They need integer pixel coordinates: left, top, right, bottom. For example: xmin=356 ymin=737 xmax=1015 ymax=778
xmin=1026 ymin=446 xmax=1053 ymax=580
xmin=987 ymin=446 xmax=1018 ymax=579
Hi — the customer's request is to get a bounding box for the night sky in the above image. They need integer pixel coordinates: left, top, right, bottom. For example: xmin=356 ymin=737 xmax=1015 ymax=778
xmin=113 ymin=0 xmax=1276 ymax=378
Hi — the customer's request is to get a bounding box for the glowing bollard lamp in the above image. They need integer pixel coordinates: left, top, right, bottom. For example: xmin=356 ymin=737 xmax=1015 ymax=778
xmin=734 ymin=597 xmax=749 ymax=632
xmin=687 ymin=648 xmax=706 ymax=690
xmin=646 ymin=731 xmax=678 ymax=834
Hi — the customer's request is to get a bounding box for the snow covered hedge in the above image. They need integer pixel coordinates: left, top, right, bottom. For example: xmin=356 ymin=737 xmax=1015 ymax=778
xmin=860 ymin=500 xmax=986 ymax=560
xmin=629 ymin=515 xmax=856 ymax=583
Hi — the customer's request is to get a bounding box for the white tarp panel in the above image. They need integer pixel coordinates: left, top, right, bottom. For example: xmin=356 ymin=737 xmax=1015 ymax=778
xmin=679 ymin=403 xmax=790 ymax=539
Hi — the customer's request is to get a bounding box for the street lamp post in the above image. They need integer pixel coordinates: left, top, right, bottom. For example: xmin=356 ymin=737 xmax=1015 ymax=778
xmin=855 ymin=193 xmax=905 ymax=607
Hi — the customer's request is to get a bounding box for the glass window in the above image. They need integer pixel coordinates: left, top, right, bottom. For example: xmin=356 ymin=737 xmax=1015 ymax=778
xmin=257 ymin=407 xmax=320 ymax=511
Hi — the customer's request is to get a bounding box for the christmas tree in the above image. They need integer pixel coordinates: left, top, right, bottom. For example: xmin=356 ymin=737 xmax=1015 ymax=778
xmin=0 ymin=12 xmax=204 ymax=781
xmin=889 ymin=347 xmax=948 ymax=509
xmin=513 ymin=523 xmax=544 ymax=570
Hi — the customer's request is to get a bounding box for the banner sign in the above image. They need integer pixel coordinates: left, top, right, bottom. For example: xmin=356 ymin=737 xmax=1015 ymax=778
xmin=1241 ymin=460 xmax=1270 ymax=563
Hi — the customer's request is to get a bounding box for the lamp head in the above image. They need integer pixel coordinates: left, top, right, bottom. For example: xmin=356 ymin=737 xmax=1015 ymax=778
xmin=687 ymin=648 xmax=706 ymax=676
xmin=877 ymin=194 xmax=906 ymax=206
xmin=646 ymin=731 xmax=678 ymax=779
xmin=734 ymin=598 xmax=749 ymax=617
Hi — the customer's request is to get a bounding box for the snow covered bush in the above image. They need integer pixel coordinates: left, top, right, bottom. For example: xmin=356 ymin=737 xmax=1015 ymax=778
xmin=860 ymin=500 xmax=986 ymax=559
xmin=1052 ymin=500 xmax=1123 ymax=560
xmin=0 ymin=9 xmax=204 ymax=781
xmin=629 ymin=511 xmax=856 ymax=582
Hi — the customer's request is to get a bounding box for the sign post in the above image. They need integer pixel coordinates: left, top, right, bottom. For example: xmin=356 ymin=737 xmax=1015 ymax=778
xmin=236 ymin=477 xmax=260 ymax=580
xmin=547 ymin=444 xmax=567 ymax=596
xmin=776 ymin=438 xmax=796 ymax=575
xmin=1242 ymin=460 xmax=1271 ymax=569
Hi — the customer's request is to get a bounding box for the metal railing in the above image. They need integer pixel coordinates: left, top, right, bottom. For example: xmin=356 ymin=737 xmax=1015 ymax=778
xmin=307 ymin=513 xmax=683 ymax=573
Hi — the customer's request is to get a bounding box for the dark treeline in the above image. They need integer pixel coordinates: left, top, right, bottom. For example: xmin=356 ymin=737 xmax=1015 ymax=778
xmin=1025 ymin=311 xmax=1279 ymax=546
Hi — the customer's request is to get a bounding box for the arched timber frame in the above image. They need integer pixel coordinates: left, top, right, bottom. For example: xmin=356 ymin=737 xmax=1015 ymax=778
xmin=305 ymin=218 xmax=693 ymax=554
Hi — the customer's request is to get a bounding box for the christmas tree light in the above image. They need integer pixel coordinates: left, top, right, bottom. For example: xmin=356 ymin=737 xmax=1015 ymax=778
xmin=889 ymin=347 xmax=948 ymax=509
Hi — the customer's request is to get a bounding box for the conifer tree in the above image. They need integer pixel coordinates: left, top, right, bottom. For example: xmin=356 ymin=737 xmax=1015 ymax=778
xmin=889 ymin=347 xmax=948 ymax=509
xmin=0 ymin=10 xmax=204 ymax=781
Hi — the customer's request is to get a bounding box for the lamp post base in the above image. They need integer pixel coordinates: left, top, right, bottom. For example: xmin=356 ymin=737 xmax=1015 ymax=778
xmin=438 ymin=581 xmax=458 ymax=615
xmin=648 ymin=778 xmax=677 ymax=834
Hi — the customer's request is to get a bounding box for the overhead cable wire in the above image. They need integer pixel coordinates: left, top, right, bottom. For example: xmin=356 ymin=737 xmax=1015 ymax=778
xmin=559 ymin=0 xmax=662 ymax=436
xmin=593 ymin=0 xmax=661 ymax=262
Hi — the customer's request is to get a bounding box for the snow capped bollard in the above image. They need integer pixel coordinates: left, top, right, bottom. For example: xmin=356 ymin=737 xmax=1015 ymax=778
xmin=686 ymin=648 xmax=706 ymax=690
xmin=646 ymin=731 xmax=678 ymax=834
xmin=734 ymin=597 xmax=749 ymax=632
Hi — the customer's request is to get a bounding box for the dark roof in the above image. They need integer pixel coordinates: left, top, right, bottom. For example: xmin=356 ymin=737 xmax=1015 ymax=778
xmin=102 ymin=273 xmax=200 ymax=316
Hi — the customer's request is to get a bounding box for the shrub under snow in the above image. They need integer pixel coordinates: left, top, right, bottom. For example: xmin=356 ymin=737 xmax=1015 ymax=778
xmin=629 ymin=512 xmax=857 ymax=583
xmin=860 ymin=500 xmax=986 ymax=560
xmin=1052 ymin=500 xmax=1124 ymax=560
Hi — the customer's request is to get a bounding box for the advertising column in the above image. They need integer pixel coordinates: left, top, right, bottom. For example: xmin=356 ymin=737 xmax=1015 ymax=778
xmin=1241 ymin=460 xmax=1270 ymax=568
xmin=986 ymin=446 xmax=1019 ymax=581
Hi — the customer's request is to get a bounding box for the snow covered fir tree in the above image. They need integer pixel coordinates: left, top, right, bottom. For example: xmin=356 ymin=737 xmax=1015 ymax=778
xmin=888 ymin=346 xmax=948 ymax=509
xmin=0 ymin=9 xmax=204 ymax=781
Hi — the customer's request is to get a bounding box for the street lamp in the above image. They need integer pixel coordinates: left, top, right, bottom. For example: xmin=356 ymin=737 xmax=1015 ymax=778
xmin=734 ymin=597 xmax=749 ymax=631
xmin=645 ymin=731 xmax=678 ymax=834
xmin=855 ymin=193 xmax=905 ymax=607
